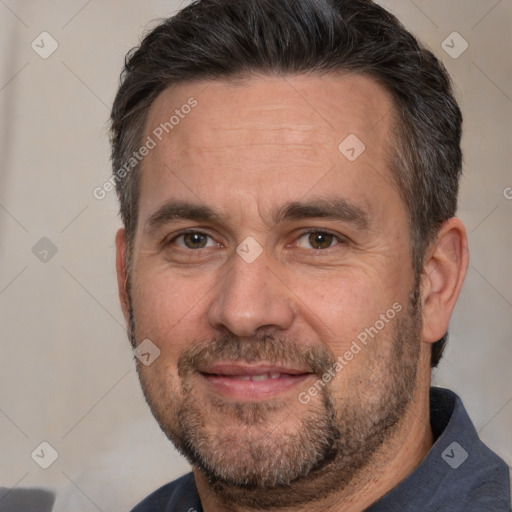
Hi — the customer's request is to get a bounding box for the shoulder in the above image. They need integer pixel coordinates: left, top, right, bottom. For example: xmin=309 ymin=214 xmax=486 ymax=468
xmin=430 ymin=388 xmax=511 ymax=510
xmin=456 ymin=462 xmax=511 ymax=511
xmin=129 ymin=472 xmax=199 ymax=512
xmin=368 ymin=388 xmax=511 ymax=511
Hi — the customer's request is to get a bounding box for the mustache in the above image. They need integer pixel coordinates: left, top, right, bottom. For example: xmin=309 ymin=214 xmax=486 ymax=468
xmin=177 ymin=332 xmax=336 ymax=377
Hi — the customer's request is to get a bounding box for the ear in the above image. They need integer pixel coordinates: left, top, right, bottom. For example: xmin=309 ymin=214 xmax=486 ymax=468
xmin=420 ymin=217 xmax=469 ymax=344
xmin=115 ymin=228 xmax=130 ymax=323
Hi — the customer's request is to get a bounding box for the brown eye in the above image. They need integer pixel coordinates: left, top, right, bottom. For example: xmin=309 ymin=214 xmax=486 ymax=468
xmin=174 ymin=232 xmax=214 ymax=249
xmin=308 ymin=232 xmax=334 ymax=249
xmin=185 ymin=233 xmax=207 ymax=248
xmin=296 ymin=231 xmax=339 ymax=250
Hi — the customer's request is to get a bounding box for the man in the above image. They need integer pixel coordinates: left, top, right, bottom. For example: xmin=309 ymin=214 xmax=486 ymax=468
xmin=110 ymin=0 xmax=510 ymax=510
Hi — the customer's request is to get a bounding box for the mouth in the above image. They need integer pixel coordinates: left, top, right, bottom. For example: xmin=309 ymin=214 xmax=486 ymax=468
xmin=198 ymin=362 xmax=314 ymax=400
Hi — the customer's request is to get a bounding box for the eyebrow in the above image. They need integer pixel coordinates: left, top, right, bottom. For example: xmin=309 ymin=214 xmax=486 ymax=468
xmin=144 ymin=196 xmax=370 ymax=235
xmin=273 ymin=197 xmax=370 ymax=230
xmin=145 ymin=201 xmax=222 ymax=235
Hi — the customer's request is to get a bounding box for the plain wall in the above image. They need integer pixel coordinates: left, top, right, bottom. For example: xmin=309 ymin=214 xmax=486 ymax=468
xmin=0 ymin=1 xmax=510 ymax=510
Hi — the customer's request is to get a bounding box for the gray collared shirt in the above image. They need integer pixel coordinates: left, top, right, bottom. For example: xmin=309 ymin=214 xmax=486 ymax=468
xmin=130 ymin=387 xmax=511 ymax=511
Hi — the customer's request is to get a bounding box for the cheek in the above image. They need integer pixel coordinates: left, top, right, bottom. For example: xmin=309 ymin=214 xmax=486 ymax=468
xmin=131 ymin=271 xmax=213 ymax=360
xmin=287 ymin=268 xmax=393 ymax=352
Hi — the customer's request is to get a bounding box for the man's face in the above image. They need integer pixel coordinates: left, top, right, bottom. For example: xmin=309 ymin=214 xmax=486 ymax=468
xmin=122 ymin=74 xmax=423 ymax=504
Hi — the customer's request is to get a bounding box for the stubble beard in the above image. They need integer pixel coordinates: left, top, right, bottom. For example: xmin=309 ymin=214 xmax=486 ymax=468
xmin=130 ymin=285 xmax=422 ymax=510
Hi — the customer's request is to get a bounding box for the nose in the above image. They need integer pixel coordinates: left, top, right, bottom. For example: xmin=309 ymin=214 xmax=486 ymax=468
xmin=207 ymin=248 xmax=295 ymax=337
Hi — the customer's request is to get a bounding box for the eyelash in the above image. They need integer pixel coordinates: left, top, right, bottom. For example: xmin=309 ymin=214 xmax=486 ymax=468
xmin=166 ymin=228 xmax=346 ymax=251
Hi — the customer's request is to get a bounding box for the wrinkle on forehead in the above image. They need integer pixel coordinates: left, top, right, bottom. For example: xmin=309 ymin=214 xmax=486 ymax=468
xmin=144 ymin=73 xmax=394 ymax=152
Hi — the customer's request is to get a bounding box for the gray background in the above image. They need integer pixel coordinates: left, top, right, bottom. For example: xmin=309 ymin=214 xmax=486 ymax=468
xmin=0 ymin=1 xmax=510 ymax=510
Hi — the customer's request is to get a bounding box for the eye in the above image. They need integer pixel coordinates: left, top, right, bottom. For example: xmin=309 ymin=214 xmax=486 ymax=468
xmin=296 ymin=230 xmax=343 ymax=250
xmin=172 ymin=231 xmax=218 ymax=249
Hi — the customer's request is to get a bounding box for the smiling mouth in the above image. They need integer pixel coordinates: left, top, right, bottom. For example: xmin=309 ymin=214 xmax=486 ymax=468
xmin=198 ymin=362 xmax=314 ymax=400
xmin=203 ymin=372 xmax=299 ymax=381
xmin=201 ymin=362 xmax=312 ymax=378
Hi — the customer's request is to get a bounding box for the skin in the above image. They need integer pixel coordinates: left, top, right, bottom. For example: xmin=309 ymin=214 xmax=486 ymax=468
xmin=115 ymin=74 xmax=469 ymax=511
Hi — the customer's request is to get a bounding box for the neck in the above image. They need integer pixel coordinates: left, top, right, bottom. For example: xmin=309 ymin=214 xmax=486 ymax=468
xmin=194 ymin=382 xmax=433 ymax=512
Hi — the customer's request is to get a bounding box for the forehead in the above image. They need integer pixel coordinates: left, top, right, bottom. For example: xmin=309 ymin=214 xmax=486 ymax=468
xmin=144 ymin=73 xmax=394 ymax=148
xmin=139 ymin=73 xmax=398 ymax=224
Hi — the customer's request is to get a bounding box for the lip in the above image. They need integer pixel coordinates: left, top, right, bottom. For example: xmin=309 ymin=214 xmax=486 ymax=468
xmin=199 ymin=361 xmax=314 ymax=401
xmin=202 ymin=362 xmax=311 ymax=376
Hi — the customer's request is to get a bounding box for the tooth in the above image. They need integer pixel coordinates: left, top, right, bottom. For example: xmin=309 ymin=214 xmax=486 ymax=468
xmin=270 ymin=373 xmax=281 ymax=379
xmin=251 ymin=374 xmax=269 ymax=381
xmin=236 ymin=375 xmax=251 ymax=381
